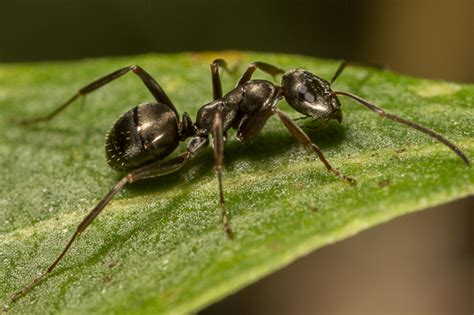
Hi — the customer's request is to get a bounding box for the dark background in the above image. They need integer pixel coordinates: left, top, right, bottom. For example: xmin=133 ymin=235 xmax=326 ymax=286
xmin=1 ymin=0 xmax=472 ymax=314
xmin=1 ymin=0 xmax=473 ymax=82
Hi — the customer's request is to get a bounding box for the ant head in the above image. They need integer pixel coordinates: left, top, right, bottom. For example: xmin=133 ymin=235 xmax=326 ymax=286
xmin=281 ymin=69 xmax=342 ymax=122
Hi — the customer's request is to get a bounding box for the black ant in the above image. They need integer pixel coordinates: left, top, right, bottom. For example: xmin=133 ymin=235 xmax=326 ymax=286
xmin=9 ymin=59 xmax=470 ymax=303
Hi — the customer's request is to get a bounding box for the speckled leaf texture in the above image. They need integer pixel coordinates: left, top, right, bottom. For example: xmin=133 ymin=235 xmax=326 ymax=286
xmin=0 ymin=52 xmax=473 ymax=314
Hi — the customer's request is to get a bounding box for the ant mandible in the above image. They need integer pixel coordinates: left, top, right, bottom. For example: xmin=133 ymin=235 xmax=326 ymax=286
xmin=10 ymin=58 xmax=470 ymax=303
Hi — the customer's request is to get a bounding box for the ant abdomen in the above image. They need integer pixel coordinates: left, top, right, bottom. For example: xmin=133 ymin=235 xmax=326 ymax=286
xmin=105 ymin=102 xmax=180 ymax=171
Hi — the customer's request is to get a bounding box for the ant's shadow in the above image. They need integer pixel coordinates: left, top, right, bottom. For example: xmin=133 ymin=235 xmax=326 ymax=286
xmin=127 ymin=120 xmax=347 ymax=195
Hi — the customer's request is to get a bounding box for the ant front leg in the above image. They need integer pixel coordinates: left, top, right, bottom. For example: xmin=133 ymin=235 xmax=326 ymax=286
xmin=238 ymin=62 xmax=285 ymax=85
xmin=9 ymin=145 xmax=207 ymax=303
xmin=235 ymin=107 xmax=275 ymax=142
xmin=14 ymin=65 xmax=179 ymax=125
xmin=212 ymin=106 xmax=233 ymax=239
xmin=274 ymin=109 xmax=357 ymax=185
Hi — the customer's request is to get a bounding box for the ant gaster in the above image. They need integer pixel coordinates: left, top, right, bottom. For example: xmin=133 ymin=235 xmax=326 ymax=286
xmin=10 ymin=59 xmax=470 ymax=303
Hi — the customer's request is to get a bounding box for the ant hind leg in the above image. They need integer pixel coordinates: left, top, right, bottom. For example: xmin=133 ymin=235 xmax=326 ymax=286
xmin=14 ymin=65 xmax=180 ymax=125
xmin=9 ymin=150 xmax=202 ymax=303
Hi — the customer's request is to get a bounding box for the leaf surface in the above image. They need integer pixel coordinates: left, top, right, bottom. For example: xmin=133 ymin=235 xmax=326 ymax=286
xmin=0 ymin=52 xmax=473 ymax=314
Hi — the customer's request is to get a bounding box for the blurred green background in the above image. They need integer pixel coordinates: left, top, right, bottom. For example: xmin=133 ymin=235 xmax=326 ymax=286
xmin=1 ymin=0 xmax=472 ymax=314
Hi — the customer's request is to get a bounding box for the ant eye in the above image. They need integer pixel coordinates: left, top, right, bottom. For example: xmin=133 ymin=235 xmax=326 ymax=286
xmin=297 ymin=84 xmax=315 ymax=103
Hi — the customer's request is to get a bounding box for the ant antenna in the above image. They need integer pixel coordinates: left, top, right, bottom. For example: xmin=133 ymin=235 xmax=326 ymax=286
xmin=330 ymin=61 xmax=348 ymax=85
xmin=334 ymin=90 xmax=470 ymax=165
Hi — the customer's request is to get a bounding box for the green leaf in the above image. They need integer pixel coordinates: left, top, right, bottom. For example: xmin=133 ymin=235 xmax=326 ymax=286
xmin=0 ymin=52 xmax=472 ymax=314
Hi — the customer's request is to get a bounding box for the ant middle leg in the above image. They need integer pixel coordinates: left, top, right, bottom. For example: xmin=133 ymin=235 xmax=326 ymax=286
xmin=210 ymin=59 xmax=235 ymax=100
xmin=274 ymin=109 xmax=357 ymax=185
xmin=238 ymin=62 xmax=285 ymax=85
xmin=212 ymin=106 xmax=233 ymax=239
xmin=14 ymin=65 xmax=179 ymax=125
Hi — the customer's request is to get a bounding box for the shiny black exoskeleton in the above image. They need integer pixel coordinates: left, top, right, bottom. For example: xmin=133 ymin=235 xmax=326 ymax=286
xmin=10 ymin=59 xmax=470 ymax=303
xmin=104 ymin=65 xmax=346 ymax=173
xmin=282 ymin=69 xmax=343 ymax=122
xmin=105 ymin=102 xmax=180 ymax=170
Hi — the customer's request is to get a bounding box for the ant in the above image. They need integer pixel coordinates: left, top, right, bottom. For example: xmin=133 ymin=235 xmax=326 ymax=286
xmin=9 ymin=58 xmax=470 ymax=303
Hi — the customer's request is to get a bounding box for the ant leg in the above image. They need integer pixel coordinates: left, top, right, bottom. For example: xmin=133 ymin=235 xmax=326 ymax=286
xmin=238 ymin=62 xmax=285 ymax=85
xmin=274 ymin=109 xmax=357 ymax=185
xmin=210 ymin=59 xmax=235 ymax=100
xmin=236 ymin=108 xmax=274 ymax=142
xmin=334 ymin=90 xmax=470 ymax=165
xmin=212 ymin=107 xmax=233 ymax=239
xmin=9 ymin=147 xmax=207 ymax=303
xmin=15 ymin=65 xmax=179 ymax=125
